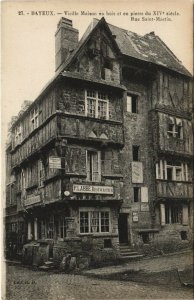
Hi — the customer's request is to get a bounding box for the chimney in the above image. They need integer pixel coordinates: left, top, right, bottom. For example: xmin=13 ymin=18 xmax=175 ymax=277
xmin=55 ymin=18 xmax=79 ymax=72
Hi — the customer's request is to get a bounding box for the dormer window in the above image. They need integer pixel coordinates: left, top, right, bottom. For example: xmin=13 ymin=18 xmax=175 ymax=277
xmin=85 ymin=90 xmax=109 ymax=120
xmin=31 ymin=106 xmax=39 ymax=131
xmin=15 ymin=124 xmax=22 ymax=145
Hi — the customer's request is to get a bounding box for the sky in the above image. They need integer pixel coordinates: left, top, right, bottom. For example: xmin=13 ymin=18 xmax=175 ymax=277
xmin=1 ymin=0 xmax=193 ymax=143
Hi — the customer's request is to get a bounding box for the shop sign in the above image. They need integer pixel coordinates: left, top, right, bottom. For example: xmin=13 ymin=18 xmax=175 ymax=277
xmin=73 ymin=184 xmax=113 ymax=194
xmin=24 ymin=195 xmax=41 ymax=206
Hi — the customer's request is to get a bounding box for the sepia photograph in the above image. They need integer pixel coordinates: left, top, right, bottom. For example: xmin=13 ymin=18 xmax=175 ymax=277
xmin=1 ymin=0 xmax=193 ymax=299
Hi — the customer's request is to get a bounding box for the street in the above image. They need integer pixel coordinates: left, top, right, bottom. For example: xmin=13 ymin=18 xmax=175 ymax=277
xmin=4 ymin=263 xmax=193 ymax=300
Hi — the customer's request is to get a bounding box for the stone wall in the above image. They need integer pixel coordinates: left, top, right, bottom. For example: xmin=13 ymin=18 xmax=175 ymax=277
xmin=133 ymin=224 xmax=192 ymax=256
xmin=120 ymin=79 xmax=155 ymax=232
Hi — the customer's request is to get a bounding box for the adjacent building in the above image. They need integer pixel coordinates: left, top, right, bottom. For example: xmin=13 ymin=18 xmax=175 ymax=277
xmin=5 ymin=17 xmax=193 ymax=266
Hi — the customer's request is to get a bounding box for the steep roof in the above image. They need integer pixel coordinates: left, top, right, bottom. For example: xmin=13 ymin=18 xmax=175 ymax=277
xmin=64 ymin=17 xmax=191 ymax=77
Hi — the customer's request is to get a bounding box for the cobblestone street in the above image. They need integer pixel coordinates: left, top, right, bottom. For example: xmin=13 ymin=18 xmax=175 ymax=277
xmin=4 ymin=262 xmax=193 ymax=300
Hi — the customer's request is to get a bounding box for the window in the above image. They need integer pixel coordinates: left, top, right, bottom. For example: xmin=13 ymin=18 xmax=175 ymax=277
xmin=127 ymin=94 xmax=138 ymax=113
xmin=156 ymin=160 xmax=189 ymax=182
xmin=104 ymin=58 xmax=112 ymax=70
xmin=58 ymin=216 xmax=66 ymax=239
xmin=86 ymin=90 xmax=109 ymax=120
xmin=30 ymin=106 xmax=39 ymax=131
xmin=86 ymin=151 xmax=101 ymax=182
xmin=134 ymin=187 xmax=140 ymax=202
xmin=166 ymin=166 xmax=173 ymax=180
xmin=167 ymin=117 xmax=176 ymax=137
xmin=21 ymin=169 xmax=26 ymax=190
xmin=133 ymin=146 xmax=140 ymax=161
xmin=15 ymin=124 xmax=22 ymax=145
xmin=79 ymin=210 xmax=110 ymax=234
xmin=38 ymin=160 xmax=44 ymax=187
xmin=165 ymin=204 xmax=182 ymax=224
xmin=180 ymin=231 xmax=187 ymax=240
xmin=141 ymin=233 xmax=150 ymax=244
xmin=175 ymin=166 xmax=182 ymax=181
xmin=47 ymin=216 xmax=54 ymax=239
xmin=80 ymin=212 xmax=89 ymax=233
xmin=167 ymin=117 xmax=183 ymax=139
xmin=40 ymin=216 xmax=55 ymax=239
xmin=176 ymin=119 xmax=183 ymax=139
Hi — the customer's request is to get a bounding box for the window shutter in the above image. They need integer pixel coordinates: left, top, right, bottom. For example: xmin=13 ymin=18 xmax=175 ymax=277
xmin=86 ymin=151 xmax=90 ymax=181
xmin=182 ymin=204 xmax=189 ymax=225
xmin=92 ymin=152 xmax=99 ymax=181
xmin=156 ymin=163 xmax=159 ymax=179
xmin=127 ymin=95 xmax=132 ymax=112
xmin=160 ymin=203 xmax=165 ymax=225
xmin=141 ymin=187 xmax=148 ymax=202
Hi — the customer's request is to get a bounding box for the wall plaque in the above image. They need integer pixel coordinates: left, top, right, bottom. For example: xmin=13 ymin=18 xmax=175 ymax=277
xmin=132 ymin=162 xmax=143 ymax=183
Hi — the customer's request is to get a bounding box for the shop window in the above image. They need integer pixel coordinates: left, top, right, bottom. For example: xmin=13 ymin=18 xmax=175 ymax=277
xmin=86 ymin=150 xmax=101 ymax=182
xmin=80 ymin=212 xmax=89 ymax=233
xmin=127 ymin=94 xmax=138 ymax=113
xmin=133 ymin=145 xmax=140 ymax=161
xmin=134 ymin=187 xmax=140 ymax=202
xmin=180 ymin=231 xmax=187 ymax=240
xmin=101 ymin=211 xmax=110 ymax=232
xmin=59 ymin=217 xmax=66 ymax=239
xmin=79 ymin=209 xmax=110 ymax=234
xmin=104 ymin=239 xmax=112 ymax=248
xmin=86 ymin=90 xmax=109 ymax=120
xmin=47 ymin=216 xmax=54 ymax=239
xmin=165 ymin=204 xmax=182 ymax=224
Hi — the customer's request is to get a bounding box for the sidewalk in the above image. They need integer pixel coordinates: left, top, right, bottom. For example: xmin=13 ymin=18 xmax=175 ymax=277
xmin=83 ymin=250 xmax=193 ymax=287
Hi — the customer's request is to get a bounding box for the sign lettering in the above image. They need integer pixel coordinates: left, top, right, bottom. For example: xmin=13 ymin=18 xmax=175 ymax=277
xmin=73 ymin=184 xmax=113 ymax=194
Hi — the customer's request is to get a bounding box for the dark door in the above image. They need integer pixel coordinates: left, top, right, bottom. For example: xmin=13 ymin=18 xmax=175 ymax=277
xmin=118 ymin=213 xmax=129 ymax=243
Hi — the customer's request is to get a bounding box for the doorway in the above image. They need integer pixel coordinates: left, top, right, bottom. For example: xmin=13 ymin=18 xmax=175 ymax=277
xmin=118 ymin=213 xmax=129 ymax=244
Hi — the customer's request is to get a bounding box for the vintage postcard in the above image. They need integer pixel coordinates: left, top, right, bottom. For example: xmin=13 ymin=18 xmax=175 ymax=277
xmin=1 ymin=0 xmax=193 ymax=299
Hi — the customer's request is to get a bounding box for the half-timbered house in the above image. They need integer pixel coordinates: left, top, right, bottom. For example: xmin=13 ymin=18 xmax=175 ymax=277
xmin=5 ymin=17 xmax=193 ymax=266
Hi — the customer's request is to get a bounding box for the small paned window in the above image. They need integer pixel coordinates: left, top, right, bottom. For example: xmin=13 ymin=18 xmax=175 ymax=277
xmin=86 ymin=90 xmax=109 ymax=120
xmin=79 ymin=210 xmax=110 ymax=234
xmin=165 ymin=204 xmax=182 ymax=224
